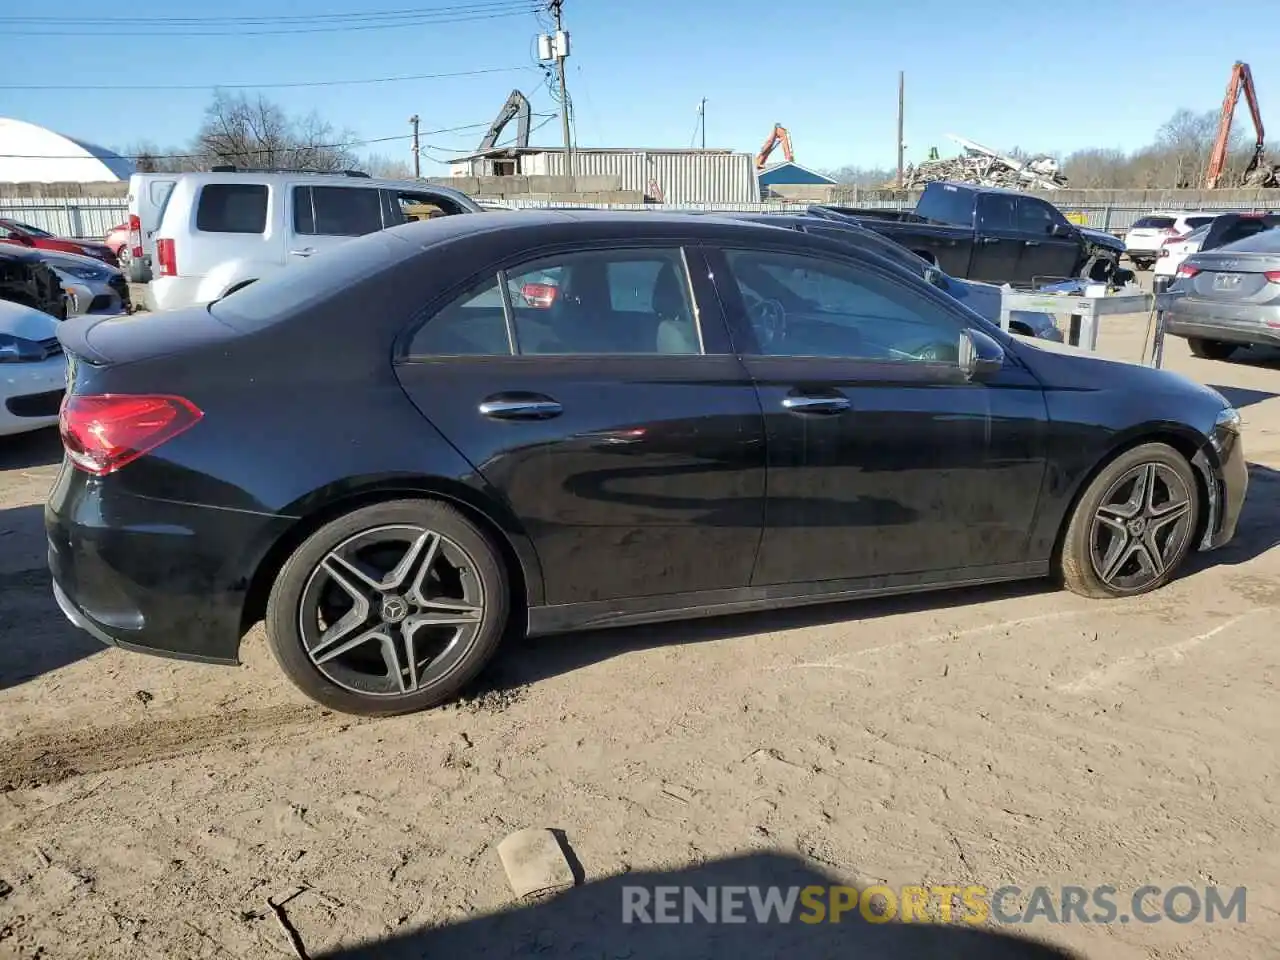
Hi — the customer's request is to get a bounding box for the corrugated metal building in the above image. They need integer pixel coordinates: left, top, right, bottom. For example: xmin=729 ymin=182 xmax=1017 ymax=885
xmin=449 ymin=147 xmax=758 ymax=204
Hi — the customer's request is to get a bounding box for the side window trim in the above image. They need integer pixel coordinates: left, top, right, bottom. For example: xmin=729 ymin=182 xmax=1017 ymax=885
xmin=496 ymin=267 xmax=519 ymax=355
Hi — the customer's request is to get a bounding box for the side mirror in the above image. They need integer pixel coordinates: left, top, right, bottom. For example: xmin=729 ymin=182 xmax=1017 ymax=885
xmin=959 ymin=328 xmax=1005 ymax=381
xmin=1049 ymin=222 xmax=1071 ymax=237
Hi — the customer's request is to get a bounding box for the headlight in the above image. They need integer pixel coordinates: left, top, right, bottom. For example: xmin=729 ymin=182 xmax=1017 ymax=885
xmin=0 ymin=333 xmax=46 ymax=363
xmin=58 ymin=263 xmax=107 ymax=281
xmin=1215 ymin=406 xmax=1242 ymax=434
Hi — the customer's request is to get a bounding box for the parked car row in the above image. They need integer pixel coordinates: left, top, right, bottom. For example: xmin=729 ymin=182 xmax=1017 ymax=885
xmin=45 ymin=207 xmax=1247 ymax=716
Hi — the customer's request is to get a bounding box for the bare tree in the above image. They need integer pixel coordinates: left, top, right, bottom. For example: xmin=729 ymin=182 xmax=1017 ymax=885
xmin=193 ymin=91 xmax=358 ymax=171
xmin=359 ymin=153 xmax=416 ymax=179
xmin=825 ymin=164 xmax=896 ymax=187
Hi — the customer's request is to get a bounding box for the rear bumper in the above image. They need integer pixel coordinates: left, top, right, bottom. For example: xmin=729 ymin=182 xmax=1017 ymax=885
xmin=1163 ymin=298 xmax=1280 ymax=347
xmin=45 ymin=467 xmax=293 ymax=664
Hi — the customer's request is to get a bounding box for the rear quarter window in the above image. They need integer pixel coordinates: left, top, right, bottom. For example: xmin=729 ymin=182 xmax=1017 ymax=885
xmin=196 ymin=184 xmax=269 ymax=234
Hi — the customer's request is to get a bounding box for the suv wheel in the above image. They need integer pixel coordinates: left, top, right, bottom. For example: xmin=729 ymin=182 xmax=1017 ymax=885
xmin=264 ymin=499 xmax=511 ymax=716
xmin=1059 ymin=443 xmax=1199 ymax=599
xmin=1187 ymin=338 xmax=1237 ymax=361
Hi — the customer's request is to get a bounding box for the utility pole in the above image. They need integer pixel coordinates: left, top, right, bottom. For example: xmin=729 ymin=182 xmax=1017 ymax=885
xmin=548 ymin=0 xmax=573 ymax=189
xmin=409 ymin=114 xmax=420 ymax=178
xmin=896 ymin=71 xmax=905 ymax=189
xmin=699 ymin=97 xmax=707 ymax=149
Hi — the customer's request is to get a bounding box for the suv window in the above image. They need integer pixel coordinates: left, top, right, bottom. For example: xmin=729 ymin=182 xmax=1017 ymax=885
xmin=510 ymin=248 xmax=700 ymax=355
xmin=196 ymin=184 xmax=269 ymax=234
xmin=723 ymin=249 xmax=963 ymax=362
xmin=294 ymin=185 xmax=384 ymax=237
xmin=1133 ymin=216 xmax=1176 ymax=230
xmin=1016 ymin=197 xmax=1058 ymax=234
xmin=390 ymin=191 xmax=466 ymax=225
xmin=977 ymin=194 xmax=1017 ymax=232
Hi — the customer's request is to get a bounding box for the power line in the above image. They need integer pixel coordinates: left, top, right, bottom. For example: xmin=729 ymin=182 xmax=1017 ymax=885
xmin=0 ymin=65 xmax=535 ymax=92
xmin=0 ymin=0 xmax=528 ymax=23
xmin=2 ymin=3 xmax=539 ymax=36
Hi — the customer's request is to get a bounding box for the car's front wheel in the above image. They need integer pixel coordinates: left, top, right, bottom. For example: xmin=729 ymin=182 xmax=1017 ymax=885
xmin=264 ymin=499 xmax=510 ymax=716
xmin=1059 ymin=443 xmax=1200 ymax=599
xmin=1187 ymin=338 xmax=1237 ymax=360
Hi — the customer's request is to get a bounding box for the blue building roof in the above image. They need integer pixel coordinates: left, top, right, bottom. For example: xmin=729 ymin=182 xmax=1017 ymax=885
xmin=757 ymin=161 xmax=838 ymax=187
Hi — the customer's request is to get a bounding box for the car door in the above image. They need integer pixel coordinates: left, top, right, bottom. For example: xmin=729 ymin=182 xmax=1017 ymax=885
xmin=393 ymin=244 xmax=767 ymax=607
xmin=288 ymin=184 xmax=386 ymax=262
xmin=704 ymin=242 xmax=1048 ymax=587
xmin=972 ymin=194 xmax=1022 ymax=283
xmin=1014 ymin=197 xmax=1078 ymax=282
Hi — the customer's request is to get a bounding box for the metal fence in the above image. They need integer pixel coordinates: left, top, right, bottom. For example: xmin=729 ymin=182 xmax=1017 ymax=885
xmin=4 ymin=194 xmax=1277 ymax=239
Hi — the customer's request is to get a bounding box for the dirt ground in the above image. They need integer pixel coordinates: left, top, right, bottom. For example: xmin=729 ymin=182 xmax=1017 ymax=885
xmin=1 ymin=311 xmax=1278 ymax=960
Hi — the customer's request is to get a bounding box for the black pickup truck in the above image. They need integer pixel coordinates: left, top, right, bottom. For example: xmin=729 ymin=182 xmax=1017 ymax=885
xmin=811 ymin=181 xmax=1127 ymax=287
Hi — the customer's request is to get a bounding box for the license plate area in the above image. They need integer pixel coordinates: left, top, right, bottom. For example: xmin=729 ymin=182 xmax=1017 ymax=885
xmin=1213 ymin=272 xmax=1243 ymax=290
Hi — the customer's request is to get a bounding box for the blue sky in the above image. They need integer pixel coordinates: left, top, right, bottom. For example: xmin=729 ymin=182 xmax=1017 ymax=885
xmin=0 ymin=0 xmax=1272 ymax=175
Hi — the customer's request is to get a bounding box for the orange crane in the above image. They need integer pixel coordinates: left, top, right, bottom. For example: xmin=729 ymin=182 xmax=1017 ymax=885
xmin=1204 ymin=62 xmax=1266 ymax=189
xmin=755 ymin=123 xmax=794 ymax=170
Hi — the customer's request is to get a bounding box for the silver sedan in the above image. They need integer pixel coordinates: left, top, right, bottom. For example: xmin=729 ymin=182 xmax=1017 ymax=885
xmin=37 ymin=250 xmax=131 ymax=317
xmin=1164 ymin=227 xmax=1280 ymax=359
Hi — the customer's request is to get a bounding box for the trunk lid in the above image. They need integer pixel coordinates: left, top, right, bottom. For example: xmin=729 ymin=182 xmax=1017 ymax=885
xmin=1182 ymin=250 xmax=1280 ymax=303
xmin=57 ymin=305 xmax=241 ymax=366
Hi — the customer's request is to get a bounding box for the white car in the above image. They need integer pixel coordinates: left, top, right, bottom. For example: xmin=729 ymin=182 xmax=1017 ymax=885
xmin=0 ymin=298 xmax=65 ymax=437
xmin=145 ymin=170 xmax=482 ymax=313
xmin=1154 ymin=224 xmax=1210 ymax=279
xmin=1125 ymin=212 xmax=1221 ymax=269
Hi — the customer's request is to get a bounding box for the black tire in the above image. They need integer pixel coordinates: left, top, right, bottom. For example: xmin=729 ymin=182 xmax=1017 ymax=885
xmin=1059 ymin=443 xmax=1200 ymax=599
xmin=264 ymin=499 xmax=511 ymax=716
xmin=1187 ymin=338 xmax=1237 ymax=360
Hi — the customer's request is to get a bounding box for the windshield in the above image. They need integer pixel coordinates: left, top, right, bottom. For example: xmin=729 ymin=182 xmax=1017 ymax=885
xmin=12 ymin=221 xmax=54 ymax=238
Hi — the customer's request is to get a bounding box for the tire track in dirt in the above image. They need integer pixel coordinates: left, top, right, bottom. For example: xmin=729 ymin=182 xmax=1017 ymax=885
xmin=0 ymin=704 xmax=348 ymax=791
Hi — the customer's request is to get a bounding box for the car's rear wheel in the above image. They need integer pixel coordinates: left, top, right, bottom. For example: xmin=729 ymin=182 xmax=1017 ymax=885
xmin=264 ymin=499 xmax=510 ymax=716
xmin=1059 ymin=443 xmax=1199 ymax=599
xmin=1187 ymin=338 xmax=1237 ymax=360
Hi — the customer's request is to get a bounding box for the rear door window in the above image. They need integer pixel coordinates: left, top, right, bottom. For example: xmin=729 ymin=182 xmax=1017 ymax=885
xmin=1132 ymin=216 xmax=1176 ymax=230
xmin=916 ymin=185 xmax=975 ymax=227
xmin=977 ymin=195 xmax=1017 ymax=232
xmin=196 ymin=184 xmax=269 ymax=234
xmin=294 ymin=186 xmax=385 ymax=237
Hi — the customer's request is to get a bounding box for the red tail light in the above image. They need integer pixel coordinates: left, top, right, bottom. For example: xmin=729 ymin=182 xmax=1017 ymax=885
xmin=1176 ymin=264 xmax=1200 ymax=279
xmin=156 ymin=238 xmax=177 ymax=277
xmin=128 ymin=214 xmax=143 ymax=259
xmin=521 ymin=282 xmax=558 ymax=308
xmin=1264 ymin=270 xmax=1280 ymax=283
xmin=59 ymin=394 xmax=203 ymax=476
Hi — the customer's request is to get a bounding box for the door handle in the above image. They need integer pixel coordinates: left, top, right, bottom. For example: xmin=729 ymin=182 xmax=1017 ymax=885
xmin=289 ymin=248 xmax=316 ymax=258
xmin=479 ymin=395 xmax=563 ymax=420
xmin=1024 ymin=240 xmax=1041 ymax=247
xmin=781 ymin=394 xmax=850 ymax=415
xmin=980 ymin=237 xmax=1000 ymax=245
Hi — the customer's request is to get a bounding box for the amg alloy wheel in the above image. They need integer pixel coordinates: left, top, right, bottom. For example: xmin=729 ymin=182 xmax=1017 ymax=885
xmin=265 ymin=500 xmax=509 ymax=715
xmin=1059 ymin=443 xmax=1200 ymax=599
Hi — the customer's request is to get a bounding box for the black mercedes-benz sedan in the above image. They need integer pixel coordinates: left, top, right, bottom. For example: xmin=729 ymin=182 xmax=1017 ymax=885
xmin=46 ymin=211 xmax=1248 ymax=716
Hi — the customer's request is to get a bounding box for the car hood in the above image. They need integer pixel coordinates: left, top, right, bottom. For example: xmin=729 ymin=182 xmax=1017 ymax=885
xmin=1080 ymin=227 xmax=1125 ymax=252
xmin=1014 ymin=337 xmax=1231 ymax=411
xmin=0 ymin=298 xmax=59 ymax=340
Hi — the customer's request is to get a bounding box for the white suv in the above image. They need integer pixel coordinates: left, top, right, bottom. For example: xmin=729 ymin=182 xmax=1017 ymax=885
xmin=1124 ymin=212 xmax=1221 ymax=270
xmin=145 ymin=170 xmax=482 ymax=312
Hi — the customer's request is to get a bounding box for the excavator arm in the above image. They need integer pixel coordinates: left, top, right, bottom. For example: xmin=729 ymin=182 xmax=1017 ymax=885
xmin=1205 ymin=62 xmax=1266 ymax=189
xmin=477 ymin=90 xmax=532 ymax=153
xmin=755 ymin=123 xmax=794 ymax=170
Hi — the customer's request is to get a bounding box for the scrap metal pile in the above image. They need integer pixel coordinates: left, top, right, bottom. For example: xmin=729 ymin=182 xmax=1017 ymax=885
xmin=1244 ymin=160 xmax=1280 ymax=188
xmin=900 ymin=134 xmax=1069 ymax=191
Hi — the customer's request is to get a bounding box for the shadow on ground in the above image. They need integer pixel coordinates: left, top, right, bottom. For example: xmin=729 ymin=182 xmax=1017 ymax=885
xmin=316 ymin=852 xmax=1079 ymax=960
xmin=0 ymin=504 xmax=103 ymax=691
xmin=1208 ymin=384 xmax=1279 ymax=410
xmin=0 ymin=427 xmax=62 ymax=471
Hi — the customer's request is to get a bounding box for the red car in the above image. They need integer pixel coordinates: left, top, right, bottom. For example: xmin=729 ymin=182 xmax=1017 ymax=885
xmin=0 ymin=218 xmax=119 ymax=267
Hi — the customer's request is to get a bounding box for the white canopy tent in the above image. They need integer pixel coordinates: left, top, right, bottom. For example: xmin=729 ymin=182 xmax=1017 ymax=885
xmin=0 ymin=117 xmax=134 ymax=183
